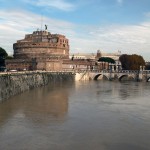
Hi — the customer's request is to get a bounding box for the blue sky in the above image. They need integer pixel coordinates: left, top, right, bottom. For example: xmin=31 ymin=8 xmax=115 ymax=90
xmin=0 ymin=0 xmax=150 ymax=60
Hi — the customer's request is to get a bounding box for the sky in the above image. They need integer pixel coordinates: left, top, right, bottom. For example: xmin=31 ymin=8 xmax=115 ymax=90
xmin=0 ymin=0 xmax=150 ymax=61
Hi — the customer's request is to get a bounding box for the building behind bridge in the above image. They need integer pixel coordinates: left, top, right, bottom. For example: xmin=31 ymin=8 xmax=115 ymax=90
xmin=67 ymin=50 xmax=121 ymax=71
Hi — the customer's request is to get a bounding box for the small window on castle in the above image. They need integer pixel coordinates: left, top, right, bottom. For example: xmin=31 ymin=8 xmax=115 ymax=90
xmin=63 ymin=44 xmax=65 ymax=47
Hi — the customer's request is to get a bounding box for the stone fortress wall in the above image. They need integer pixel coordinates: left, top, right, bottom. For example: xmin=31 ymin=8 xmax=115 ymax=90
xmin=14 ymin=31 xmax=69 ymax=59
xmin=6 ymin=30 xmax=70 ymax=71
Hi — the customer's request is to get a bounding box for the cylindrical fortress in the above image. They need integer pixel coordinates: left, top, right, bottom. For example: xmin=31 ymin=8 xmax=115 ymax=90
xmin=6 ymin=30 xmax=70 ymax=71
xmin=13 ymin=30 xmax=69 ymax=59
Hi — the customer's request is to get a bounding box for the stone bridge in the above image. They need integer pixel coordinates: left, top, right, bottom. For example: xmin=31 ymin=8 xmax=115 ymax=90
xmin=75 ymin=70 xmax=150 ymax=82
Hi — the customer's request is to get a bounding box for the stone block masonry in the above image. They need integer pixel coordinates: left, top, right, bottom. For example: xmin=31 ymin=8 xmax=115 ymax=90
xmin=0 ymin=71 xmax=75 ymax=102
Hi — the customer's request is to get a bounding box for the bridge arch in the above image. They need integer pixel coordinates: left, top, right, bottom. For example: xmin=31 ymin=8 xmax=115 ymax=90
xmin=119 ymin=74 xmax=135 ymax=81
xmin=128 ymin=75 xmax=136 ymax=81
xmin=93 ymin=74 xmax=109 ymax=80
xmin=147 ymin=77 xmax=150 ymax=82
xmin=119 ymin=75 xmax=128 ymax=81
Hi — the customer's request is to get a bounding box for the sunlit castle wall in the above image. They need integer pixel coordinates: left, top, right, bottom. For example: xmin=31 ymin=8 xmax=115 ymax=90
xmin=13 ymin=30 xmax=69 ymax=59
xmin=6 ymin=30 xmax=70 ymax=71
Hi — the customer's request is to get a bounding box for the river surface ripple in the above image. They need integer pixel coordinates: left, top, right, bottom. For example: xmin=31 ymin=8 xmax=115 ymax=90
xmin=0 ymin=81 xmax=150 ymax=150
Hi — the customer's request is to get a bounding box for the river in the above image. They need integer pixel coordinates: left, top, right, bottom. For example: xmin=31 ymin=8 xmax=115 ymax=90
xmin=0 ymin=80 xmax=150 ymax=150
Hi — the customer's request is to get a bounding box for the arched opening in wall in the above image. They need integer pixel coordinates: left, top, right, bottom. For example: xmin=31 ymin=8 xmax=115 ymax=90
xmin=128 ymin=76 xmax=135 ymax=81
xmin=103 ymin=75 xmax=109 ymax=80
xmin=94 ymin=74 xmax=109 ymax=80
xmin=119 ymin=75 xmax=134 ymax=81
xmin=94 ymin=74 xmax=102 ymax=80
xmin=147 ymin=77 xmax=150 ymax=82
xmin=119 ymin=75 xmax=128 ymax=81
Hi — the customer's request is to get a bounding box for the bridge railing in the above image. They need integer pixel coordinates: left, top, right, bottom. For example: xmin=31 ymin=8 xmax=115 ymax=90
xmin=74 ymin=69 xmax=150 ymax=74
xmin=1 ymin=69 xmax=150 ymax=76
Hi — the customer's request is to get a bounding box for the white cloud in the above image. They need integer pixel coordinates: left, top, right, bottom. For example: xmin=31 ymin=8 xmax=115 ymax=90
xmin=69 ymin=23 xmax=150 ymax=61
xmin=23 ymin=0 xmax=75 ymax=11
xmin=1 ymin=9 xmax=150 ymax=61
xmin=0 ymin=9 xmax=75 ymax=54
xmin=82 ymin=23 xmax=150 ymax=60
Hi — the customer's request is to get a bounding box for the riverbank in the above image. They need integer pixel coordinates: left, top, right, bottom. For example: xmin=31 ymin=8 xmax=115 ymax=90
xmin=0 ymin=71 xmax=75 ymax=102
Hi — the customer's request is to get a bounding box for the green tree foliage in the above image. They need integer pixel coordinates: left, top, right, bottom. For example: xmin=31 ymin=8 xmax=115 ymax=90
xmin=98 ymin=57 xmax=115 ymax=64
xmin=6 ymin=56 xmax=13 ymax=59
xmin=119 ymin=54 xmax=145 ymax=70
xmin=0 ymin=47 xmax=8 ymax=67
xmin=145 ymin=65 xmax=150 ymax=70
xmin=0 ymin=47 xmax=8 ymax=58
xmin=145 ymin=63 xmax=150 ymax=70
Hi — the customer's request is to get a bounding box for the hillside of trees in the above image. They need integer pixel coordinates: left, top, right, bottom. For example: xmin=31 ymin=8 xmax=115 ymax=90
xmin=119 ymin=54 xmax=145 ymax=70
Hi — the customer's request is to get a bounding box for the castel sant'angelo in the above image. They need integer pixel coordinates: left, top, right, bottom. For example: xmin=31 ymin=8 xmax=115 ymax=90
xmin=6 ymin=27 xmax=70 ymax=71
xmin=6 ymin=26 xmax=121 ymax=71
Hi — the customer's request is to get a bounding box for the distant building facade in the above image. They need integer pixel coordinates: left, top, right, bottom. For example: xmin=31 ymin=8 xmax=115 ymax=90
xmin=67 ymin=50 xmax=122 ymax=71
xmin=70 ymin=50 xmax=121 ymax=61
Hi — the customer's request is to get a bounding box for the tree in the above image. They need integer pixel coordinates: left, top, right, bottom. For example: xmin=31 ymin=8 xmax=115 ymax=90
xmin=0 ymin=47 xmax=8 ymax=58
xmin=6 ymin=56 xmax=13 ymax=59
xmin=98 ymin=57 xmax=115 ymax=64
xmin=0 ymin=47 xmax=8 ymax=68
xmin=119 ymin=54 xmax=145 ymax=70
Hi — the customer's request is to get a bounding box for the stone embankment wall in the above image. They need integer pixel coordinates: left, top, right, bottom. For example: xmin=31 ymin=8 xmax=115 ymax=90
xmin=0 ymin=72 xmax=74 ymax=102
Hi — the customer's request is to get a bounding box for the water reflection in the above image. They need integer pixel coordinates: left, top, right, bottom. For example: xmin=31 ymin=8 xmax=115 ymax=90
xmin=0 ymin=83 xmax=69 ymax=126
xmin=118 ymin=82 xmax=144 ymax=100
xmin=1 ymin=81 xmax=150 ymax=150
xmin=94 ymin=81 xmax=145 ymax=101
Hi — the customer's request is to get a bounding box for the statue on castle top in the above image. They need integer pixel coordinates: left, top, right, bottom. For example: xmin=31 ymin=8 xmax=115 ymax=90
xmin=45 ymin=24 xmax=48 ymax=30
